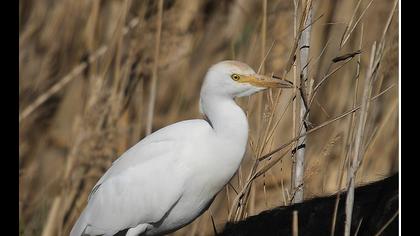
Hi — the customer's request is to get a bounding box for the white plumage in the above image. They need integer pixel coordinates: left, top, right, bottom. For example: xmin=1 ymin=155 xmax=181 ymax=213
xmin=70 ymin=60 xmax=293 ymax=236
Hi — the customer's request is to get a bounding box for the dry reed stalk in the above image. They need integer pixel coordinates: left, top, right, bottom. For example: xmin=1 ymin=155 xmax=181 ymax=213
xmin=292 ymin=0 xmax=313 ymax=204
xmin=280 ymin=177 xmax=288 ymax=206
xmin=41 ymin=197 xmax=62 ymax=236
xmin=291 ymin=0 xmax=299 ymax=204
xmin=145 ymin=0 xmax=164 ymax=135
xmin=260 ymin=0 xmax=267 ymax=75
xmin=293 ymin=210 xmax=299 ymax=236
xmin=84 ymin=0 xmax=100 ymax=51
xmin=248 ymin=183 xmax=256 ymax=217
xmin=373 ymin=210 xmax=399 ymax=236
xmin=354 ymin=218 xmax=363 ymax=236
xmin=209 ymin=209 xmax=218 ymax=235
xmin=282 ymin=0 xmax=314 ymax=78
xmin=263 ymin=175 xmax=268 ymax=208
xmin=340 ymin=0 xmax=373 ymax=49
xmin=225 ymin=185 xmax=231 ymax=217
xmin=260 ymin=0 xmax=268 ymax=211
xmin=331 ymin=22 xmax=364 ymax=236
xmin=344 ymin=42 xmax=376 ymax=236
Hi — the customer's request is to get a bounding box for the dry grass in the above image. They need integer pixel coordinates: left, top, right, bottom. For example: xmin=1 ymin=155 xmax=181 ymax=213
xmin=19 ymin=0 xmax=398 ymax=235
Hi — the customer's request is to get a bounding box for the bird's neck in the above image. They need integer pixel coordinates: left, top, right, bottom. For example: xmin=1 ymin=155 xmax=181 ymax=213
xmin=200 ymin=93 xmax=249 ymax=144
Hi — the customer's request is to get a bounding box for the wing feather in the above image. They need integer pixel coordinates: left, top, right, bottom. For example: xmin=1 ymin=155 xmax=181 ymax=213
xmin=71 ymin=119 xmax=211 ymax=236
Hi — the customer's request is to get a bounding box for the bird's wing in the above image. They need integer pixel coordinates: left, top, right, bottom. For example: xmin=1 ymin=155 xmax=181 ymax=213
xmin=72 ymin=119 xmax=211 ymax=236
xmin=88 ymin=119 xmax=210 ymax=200
xmin=88 ymin=136 xmax=175 ymax=201
xmin=83 ymin=155 xmax=186 ymax=235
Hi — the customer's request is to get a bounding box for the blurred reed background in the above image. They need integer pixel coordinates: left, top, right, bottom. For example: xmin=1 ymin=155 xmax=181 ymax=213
xmin=19 ymin=0 xmax=398 ymax=235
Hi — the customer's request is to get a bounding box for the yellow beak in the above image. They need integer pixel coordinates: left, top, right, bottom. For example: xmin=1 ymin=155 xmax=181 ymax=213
xmin=240 ymin=74 xmax=294 ymax=89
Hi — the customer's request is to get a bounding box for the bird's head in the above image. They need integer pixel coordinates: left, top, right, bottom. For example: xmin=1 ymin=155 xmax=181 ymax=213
xmin=201 ymin=60 xmax=293 ymax=98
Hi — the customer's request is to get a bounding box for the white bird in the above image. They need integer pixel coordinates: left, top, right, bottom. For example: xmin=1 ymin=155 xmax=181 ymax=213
xmin=70 ymin=60 xmax=293 ymax=236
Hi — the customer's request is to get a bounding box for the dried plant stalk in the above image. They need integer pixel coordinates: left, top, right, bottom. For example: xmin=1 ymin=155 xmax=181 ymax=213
xmin=146 ymin=0 xmax=164 ymax=135
xmin=292 ymin=0 xmax=313 ymax=204
xmin=344 ymin=41 xmax=376 ymax=236
xmin=293 ymin=210 xmax=299 ymax=236
xmin=331 ymin=22 xmax=364 ymax=236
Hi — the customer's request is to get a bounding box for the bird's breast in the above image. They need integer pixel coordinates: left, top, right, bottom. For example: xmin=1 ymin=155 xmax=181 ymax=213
xmin=186 ymin=136 xmax=246 ymax=195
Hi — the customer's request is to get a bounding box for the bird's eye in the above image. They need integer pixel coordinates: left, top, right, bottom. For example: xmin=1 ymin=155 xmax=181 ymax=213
xmin=231 ymin=74 xmax=240 ymax=81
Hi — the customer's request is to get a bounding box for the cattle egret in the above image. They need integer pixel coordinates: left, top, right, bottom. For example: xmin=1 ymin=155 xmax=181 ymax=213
xmin=70 ymin=60 xmax=293 ymax=236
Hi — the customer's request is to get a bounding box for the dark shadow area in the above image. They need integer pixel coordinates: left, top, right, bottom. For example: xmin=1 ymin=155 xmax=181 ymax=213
xmin=221 ymin=173 xmax=398 ymax=236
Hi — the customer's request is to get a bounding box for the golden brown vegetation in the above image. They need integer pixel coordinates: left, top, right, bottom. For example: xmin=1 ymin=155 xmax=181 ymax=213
xmin=19 ymin=0 xmax=398 ymax=235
